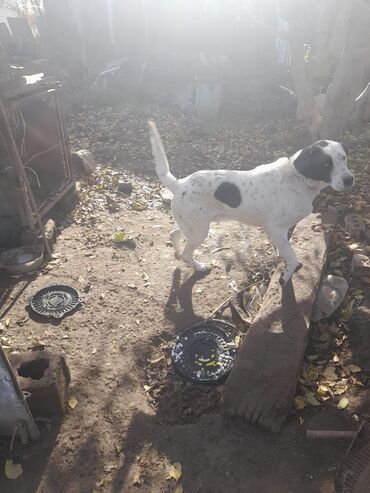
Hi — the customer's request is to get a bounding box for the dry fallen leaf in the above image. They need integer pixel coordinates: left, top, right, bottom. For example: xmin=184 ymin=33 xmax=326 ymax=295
xmin=68 ymin=396 xmax=78 ymax=409
xmin=344 ymin=364 xmax=362 ymax=374
xmin=166 ymin=462 xmax=182 ymax=482
xmin=294 ymin=396 xmax=305 ymax=410
xmin=114 ymin=231 xmax=126 ymax=243
xmin=334 ymin=379 xmax=348 ymax=395
xmin=304 ymin=391 xmax=321 ymax=407
xmin=317 ymin=385 xmax=329 ymax=396
xmin=132 ymin=470 xmax=143 ymax=486
xmin=229 ymin=280 xmax=238 ymax=292
xmin=117 ymin=452 xmax=125 ymax=470
xmin=338 ymin=397 xmax=349 ymax=410
xmin=148 ymin=355 xmax=165 ymax=365
xmin=349 ymin=243 xmax=360 ymax=250
xmin=130 ymin=202 xmax=146 ymax=211
xmin=5 ymin=318 xmax=11 ymax=328
xmin=305 ymin=366 xmax=319 ymax=383
xmin=5 ymin=460 xmax=23 ymax=479
xmin=307 ymin=354 xmax=319 ymax=361
xmin=323 ymin=368 xmax=338 ymax=381
xmin=341 ymin=300 xmax=354 ymax=321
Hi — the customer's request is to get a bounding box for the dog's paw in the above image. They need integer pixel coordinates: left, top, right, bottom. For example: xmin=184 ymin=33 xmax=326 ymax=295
xmin=279 ymin=261 xmax=303 ymax=285
xmin=194 ymin=262 xmax=212 ymax=273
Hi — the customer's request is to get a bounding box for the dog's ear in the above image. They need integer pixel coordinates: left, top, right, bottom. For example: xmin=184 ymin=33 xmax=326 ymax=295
xmin=316 ymin=140 xmax=329 ymax=148
xmin=293 ymin=144 xmax=333 ymax=183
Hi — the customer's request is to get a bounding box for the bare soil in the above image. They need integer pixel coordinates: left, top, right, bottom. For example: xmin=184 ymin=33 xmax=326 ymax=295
xmin=1 ymin=102 xmax=370 ymax=493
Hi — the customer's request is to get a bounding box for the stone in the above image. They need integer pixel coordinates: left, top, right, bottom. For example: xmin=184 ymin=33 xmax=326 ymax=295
xmin=44 ymin=219 xmax=57 ymax=245
xmin=9 ymin=351 xmax=71 ymax=416
xmin=351 ymin=253 xmax=370 ymax=277
xmin=71 ymin=149 xmax=96 ymax=176
xmin=117 ymin=181 xmax=133 ymax=194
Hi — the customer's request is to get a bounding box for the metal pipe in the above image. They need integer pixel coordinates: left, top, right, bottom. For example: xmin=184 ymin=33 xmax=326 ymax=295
xmin=306 ymin=430 xmax=357 ymax=440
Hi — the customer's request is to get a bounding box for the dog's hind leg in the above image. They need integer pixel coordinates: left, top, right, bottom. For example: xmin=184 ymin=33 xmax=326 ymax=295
xmin=181 ymin=240 xmax=211 ymax=273
xmin=175 ymin=217 xmax=211 ymax=273
xmin=265 ymin=226 xmax=302 ymax=285
xmin=170 ymin=229 xmax=183 ymax=258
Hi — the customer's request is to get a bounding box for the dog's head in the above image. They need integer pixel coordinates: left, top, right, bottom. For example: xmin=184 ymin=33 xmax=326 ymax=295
xmin=293 ymin=140 xmax=354 ymax=192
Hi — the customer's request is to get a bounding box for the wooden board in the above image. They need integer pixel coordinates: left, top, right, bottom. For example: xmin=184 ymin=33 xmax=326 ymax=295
xmin=222 ymin=213 xmax=336 ymax=432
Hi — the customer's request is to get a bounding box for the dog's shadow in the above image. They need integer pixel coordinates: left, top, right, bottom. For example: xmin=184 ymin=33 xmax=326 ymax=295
xmin=164 ymin=267 xmax=209 ymax=333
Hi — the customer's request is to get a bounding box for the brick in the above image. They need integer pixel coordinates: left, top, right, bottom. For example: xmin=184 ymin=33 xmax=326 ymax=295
xmin=9 ymin=351 xmax=70 ymax=417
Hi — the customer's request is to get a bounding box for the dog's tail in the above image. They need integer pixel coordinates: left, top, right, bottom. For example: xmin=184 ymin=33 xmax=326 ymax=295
xmin=148 ymin=120 xmax=178 ymax=193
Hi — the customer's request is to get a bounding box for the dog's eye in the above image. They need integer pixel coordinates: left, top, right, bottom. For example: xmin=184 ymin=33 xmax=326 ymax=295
xmin=323 ymin=162 xmax=330 ymax=167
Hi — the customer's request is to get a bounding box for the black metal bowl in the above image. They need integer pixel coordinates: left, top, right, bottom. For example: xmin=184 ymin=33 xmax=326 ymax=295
xmin=172 ymin=319 xmax=237 ymax=385
xmin=30 ymin=285 xmax=81 ymax=319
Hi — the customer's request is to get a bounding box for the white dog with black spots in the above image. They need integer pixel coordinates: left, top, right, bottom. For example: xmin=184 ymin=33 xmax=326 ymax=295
xmin=148 ymin=121 xmax=354 ymax=285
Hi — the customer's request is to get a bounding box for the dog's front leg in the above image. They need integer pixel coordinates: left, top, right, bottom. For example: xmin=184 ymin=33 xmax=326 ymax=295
xmin=265 ymin=226 xmax=303 ymax=285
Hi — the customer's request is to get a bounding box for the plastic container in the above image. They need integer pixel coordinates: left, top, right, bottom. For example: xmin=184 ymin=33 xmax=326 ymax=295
xmin=312 ymin=275 xmax=349 ymax=322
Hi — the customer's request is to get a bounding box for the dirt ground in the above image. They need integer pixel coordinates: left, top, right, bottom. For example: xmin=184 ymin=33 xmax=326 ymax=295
xmin=1 ymin=101 xmax=370 ymax=493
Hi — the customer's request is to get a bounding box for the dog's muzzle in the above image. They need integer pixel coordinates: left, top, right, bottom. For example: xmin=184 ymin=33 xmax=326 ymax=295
xmin=343 ymin=174 xmax=355 ymax=189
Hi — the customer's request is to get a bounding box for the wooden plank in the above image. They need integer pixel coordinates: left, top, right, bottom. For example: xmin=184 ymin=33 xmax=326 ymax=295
xmin=222 ymin=213 xmax=336 ymax=432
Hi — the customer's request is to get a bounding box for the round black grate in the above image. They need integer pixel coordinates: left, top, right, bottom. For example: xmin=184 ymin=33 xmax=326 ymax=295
xmin=30 ymin=285 xmax=81 ymax=319
xmin=172 ymin=320 xmax=237 ymax=385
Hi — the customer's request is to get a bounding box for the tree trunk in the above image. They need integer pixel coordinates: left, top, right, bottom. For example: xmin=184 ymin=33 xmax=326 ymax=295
xmin=319 ymin=2 xmax=370 ymax=139
xmin=281 ymin=0 xmax=370 ymax=141
xmin=280 ymin=0 xmax=321 ymax=139
xmin=313 ymin=0 xmax=350 ymax=78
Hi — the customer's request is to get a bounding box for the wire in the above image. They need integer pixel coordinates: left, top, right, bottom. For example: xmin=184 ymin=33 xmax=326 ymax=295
xmin=25 ymin=167 xmax=41 ymax=188
xmin=9 ymin=103 xmax=27 ymax=158
xmin=22 ymin=143 xmax=60 ymax=168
